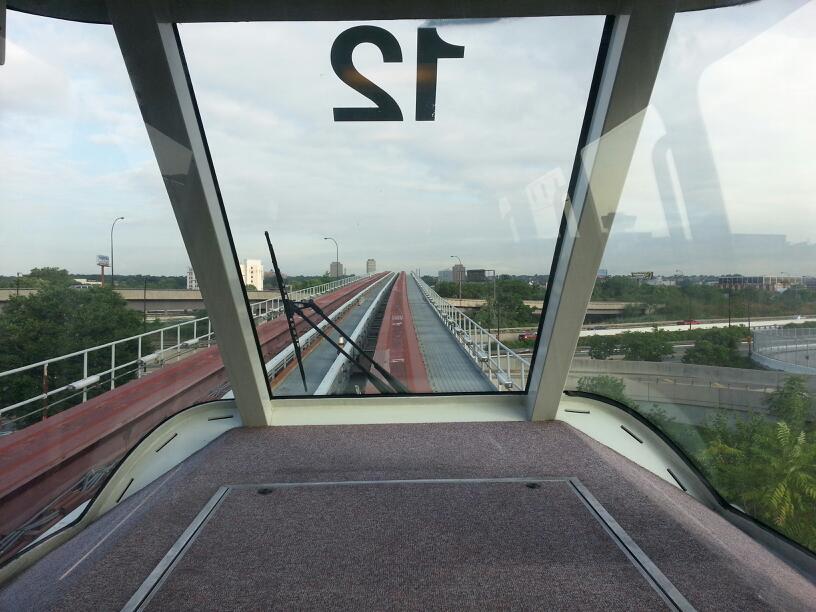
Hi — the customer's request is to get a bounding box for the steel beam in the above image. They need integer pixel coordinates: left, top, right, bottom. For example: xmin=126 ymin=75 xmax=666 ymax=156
xmin=526 ymin=4 xmax=676 ymax=421
xmin=106 ymin=0 xmax=272 ymax=426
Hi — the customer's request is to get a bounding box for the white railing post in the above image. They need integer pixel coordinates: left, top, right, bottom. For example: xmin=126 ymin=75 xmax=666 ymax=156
xmin=83 ymin=351 xmax=89 ymax=401
xmin=110 ymin=344 xmax=116 ymax=390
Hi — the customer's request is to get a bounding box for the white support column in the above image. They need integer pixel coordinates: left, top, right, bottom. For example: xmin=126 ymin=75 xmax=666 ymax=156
xmin=107 ymin=0 xmax=272 ymax=426
xmin=527 ymin=4 xmax=676 ymax=421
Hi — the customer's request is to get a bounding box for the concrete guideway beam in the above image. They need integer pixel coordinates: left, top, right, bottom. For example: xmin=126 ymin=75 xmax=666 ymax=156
xmin=315 ymin=273 xmax=398 ymax=396
xmin=369 ymin=272 xmax=432 ymax=394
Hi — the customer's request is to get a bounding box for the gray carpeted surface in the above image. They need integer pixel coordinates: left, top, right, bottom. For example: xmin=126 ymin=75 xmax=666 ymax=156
xmin=147 ymin=482 xmax=666 ymax=611
xmin=2 ymin=421 xmax=814 ymax=611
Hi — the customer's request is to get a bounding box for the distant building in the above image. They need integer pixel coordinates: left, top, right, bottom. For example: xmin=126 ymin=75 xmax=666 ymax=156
xmin=630 ymin=271 xmax=654 ymax=282
xmin=186 ymin=267 xmax=198 ymax=290
xmin=240 ymin=259 xmax=264 ymax=290
xmin=466 ymin=269 xmax=487 ymax=282
xmin=452 ymin=264 xmax=466 ymax=283
xmin=719 ymin=274 xmax=803 ymax=292
xmin=72 ymin=278 xmax=102 ymax=287
xmin=438 ymin=269 xmax=453 ymax=282
xmin=644 ymin=276 xmax=675 ymax=287
xmin=329 ymin=261 xmax=345 ymax=277
xmin=366 ymin=258 xmax=376 ymax=274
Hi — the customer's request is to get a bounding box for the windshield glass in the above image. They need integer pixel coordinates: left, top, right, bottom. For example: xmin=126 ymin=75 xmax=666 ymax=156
xmin=565 ymin=0 xmax=816 ymax=554
xmin=178 ymin=17 xmax=606 ymax=396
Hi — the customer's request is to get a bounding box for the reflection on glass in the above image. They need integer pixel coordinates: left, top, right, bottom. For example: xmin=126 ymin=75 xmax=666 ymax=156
xmin=0 ymin=13 xmax=230 ymax=564
xmin=565 ymin=0 xmax=816 ymax=552
xmin=179 ymin=16 xmax=605 ymax=396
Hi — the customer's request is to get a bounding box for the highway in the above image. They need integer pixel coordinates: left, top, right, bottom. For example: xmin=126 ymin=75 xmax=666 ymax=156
xmin=578 ymin=316 xmax=814 ymax=336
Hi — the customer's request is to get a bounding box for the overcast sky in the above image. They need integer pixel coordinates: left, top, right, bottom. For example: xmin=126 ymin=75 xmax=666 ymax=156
xmin=1 ymin=1 xmax=814 ymax=278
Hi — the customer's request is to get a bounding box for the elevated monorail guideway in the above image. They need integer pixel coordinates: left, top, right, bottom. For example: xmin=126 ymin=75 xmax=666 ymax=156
xmin=265 ymin=273 xmax=397 ymax=395
xmin=407 ymin=274 xmax=496 ymax=393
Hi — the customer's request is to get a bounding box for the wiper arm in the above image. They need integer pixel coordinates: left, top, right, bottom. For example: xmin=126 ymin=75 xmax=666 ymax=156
xmin=290 ymin=298 xmax=409 ymax=395
xmin=265 ymin=231 xmax=308 ymax=392
xmin=264 ymin=231 xmax=407 ymax=395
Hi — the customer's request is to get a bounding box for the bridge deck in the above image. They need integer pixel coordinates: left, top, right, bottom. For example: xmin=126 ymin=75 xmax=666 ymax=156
xmin=406 ymin=275 xmax=494 ymax=393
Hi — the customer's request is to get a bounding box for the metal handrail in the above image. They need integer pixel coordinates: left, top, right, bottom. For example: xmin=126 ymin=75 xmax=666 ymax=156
xmin=410 ymin=273 xmax=530 ymax=391
xmin=0 ymin=274 xmax=369 ymax=415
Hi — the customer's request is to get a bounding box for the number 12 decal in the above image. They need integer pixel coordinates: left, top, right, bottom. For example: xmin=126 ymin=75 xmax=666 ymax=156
xmin=331 ymin=26 xmax=464 ymax=122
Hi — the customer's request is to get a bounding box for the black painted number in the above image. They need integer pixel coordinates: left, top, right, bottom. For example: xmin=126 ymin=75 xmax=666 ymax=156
xmin=331 ymin=26 xmax=403 ymax=122
xmin=415 ymin=28 xmax=465 ymax=121
xmin=331 ymin=26 xmax=464 ymax=122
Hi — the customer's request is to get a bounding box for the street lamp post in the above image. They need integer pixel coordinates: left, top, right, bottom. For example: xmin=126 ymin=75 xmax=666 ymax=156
xmin=485 ymin=269 xmax=497 ymax=337
xmin=324 ymin=237 xmax=339 ymax=280
xmin=450 ymin=255 xmax=463 ymax=301
xmin=110 ymin=216 xmax=125 ymax=289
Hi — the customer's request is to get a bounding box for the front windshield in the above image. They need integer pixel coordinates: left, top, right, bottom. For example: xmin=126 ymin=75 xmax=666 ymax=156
xmin=178 ymin=16 xmax=606 ymax=397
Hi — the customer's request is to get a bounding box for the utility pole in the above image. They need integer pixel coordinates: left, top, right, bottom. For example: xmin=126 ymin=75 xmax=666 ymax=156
xmin=16 ymin=272 xmax=20 ymax=296
xmin=486 ymin=269 xmax=498 ymax=337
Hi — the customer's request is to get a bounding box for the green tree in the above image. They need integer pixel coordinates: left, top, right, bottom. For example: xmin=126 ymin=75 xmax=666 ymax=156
xmin=585 ymin=336 xmax=617 ymax=359
xmin=697 ymin=378 xmax=816 ymax=552
xmin=618 ymin=331 xmax=672 ymax=361
xmin=682 ymin=327 xmax=751 ymax=368
xmin=28 ymin=267 xmax=74 ymax=287
xmin=0 ymin=285 xmax=145 ymax=427
xmin=767 ymin=375 xmax=814 ymax=433
xmin=576 ymin=375 xmax=636 ymax=408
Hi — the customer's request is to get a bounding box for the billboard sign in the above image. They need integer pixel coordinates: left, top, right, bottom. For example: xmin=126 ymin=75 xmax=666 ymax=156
xmin=96 ymin=255 xmax=110 ymax=267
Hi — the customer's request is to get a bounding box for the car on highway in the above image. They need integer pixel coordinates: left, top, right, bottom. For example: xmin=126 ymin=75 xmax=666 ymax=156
xmin=676 ymin=319 xmax=701 ymax=326
xmin=518 ymin=331 xmax=538 ymax=341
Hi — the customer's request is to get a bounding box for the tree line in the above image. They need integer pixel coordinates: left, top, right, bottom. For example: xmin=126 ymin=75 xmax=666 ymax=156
xmin=576 ymin=374 xmax=816 ymax=553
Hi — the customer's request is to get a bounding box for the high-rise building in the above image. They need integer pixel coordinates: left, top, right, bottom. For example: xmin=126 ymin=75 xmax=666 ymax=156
xmin=240 ymin=259 xmax=264 ymax=290
xmin=366 ymin=258 xmax=376 ymax=274
xmin=186 ymin=267 xmax=199 ymax=290
xmin=438 ymin=269 xmax=453 ymax=282
xmin=329 ymin=261 xmax=345 ymax=277
xmin=452 ymin=264 xmax=466 ymax=283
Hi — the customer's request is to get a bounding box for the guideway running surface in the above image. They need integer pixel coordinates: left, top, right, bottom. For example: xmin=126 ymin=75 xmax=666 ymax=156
xmin=272 ymin=276 xmax=390 ymax=395
xmin=406 ymin=275 xmax=494 ymax=393
xmin=369 ymin=272 xmax=431 ymax=393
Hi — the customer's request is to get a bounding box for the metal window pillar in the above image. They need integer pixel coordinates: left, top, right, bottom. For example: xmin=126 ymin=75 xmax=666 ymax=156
xmin=107 ymin=0 xmax=272 ymax=426
xmin=527 ymin=3 xmax=676 ymax=421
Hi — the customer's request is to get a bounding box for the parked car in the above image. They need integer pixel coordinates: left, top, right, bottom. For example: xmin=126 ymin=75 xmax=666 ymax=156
xmin=676 ymin=319 xmax=701 ymax=326
xmin=518 ymin=331 xmax=538 ymax=341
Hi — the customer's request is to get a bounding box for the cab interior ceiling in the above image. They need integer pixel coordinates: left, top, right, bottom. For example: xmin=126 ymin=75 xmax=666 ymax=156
xmin=8 ymin=0 xmax=755 ymax=25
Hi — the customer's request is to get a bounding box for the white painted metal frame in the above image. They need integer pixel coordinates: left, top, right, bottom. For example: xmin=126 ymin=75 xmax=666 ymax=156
xmin=526 ymin=3 xmax=677 ymax=421
xmin=107 ymin=0 xmax=272 ymax=426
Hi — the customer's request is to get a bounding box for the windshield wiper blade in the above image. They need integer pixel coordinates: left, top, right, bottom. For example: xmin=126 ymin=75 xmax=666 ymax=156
xmin=291 ymin=298 xmax=409 ymax=394
xmin=264 ymin=232 xmax=407 ymax=395
xmin=265 ymin=231 xmax=307 ymax=392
